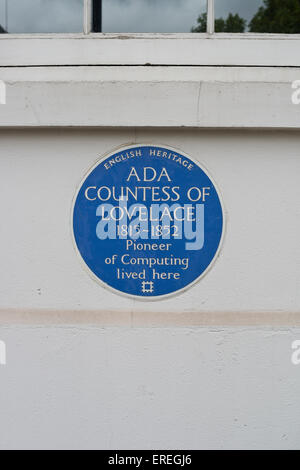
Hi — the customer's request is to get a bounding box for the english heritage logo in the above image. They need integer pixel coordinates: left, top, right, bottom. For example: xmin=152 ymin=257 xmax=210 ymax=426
xmin=72 ymin=144 xmax=225 ymax=299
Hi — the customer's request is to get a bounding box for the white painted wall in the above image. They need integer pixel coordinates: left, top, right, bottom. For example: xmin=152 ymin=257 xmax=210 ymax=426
xmin=1 ymin=34 xmax=300 ymax=67
xmin=0 ymin=33 xmax=299 ymax=449
xmin=0 ymin=325 xmax=299 ymax=450
xmin=0 ymin=128 xmax=299 ymax=449
xmin=1 ymin=66 xmax=300 ymax=128
xmin=0 ymin=128 xmax=299 ymax=321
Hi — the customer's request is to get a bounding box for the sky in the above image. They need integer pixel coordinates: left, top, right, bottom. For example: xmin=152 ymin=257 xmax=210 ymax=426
xmin=0 ymin=0 xmax=264 ymax=34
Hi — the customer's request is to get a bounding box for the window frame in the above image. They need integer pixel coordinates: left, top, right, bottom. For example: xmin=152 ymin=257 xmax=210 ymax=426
xmin=0 ymin=0 xmax=300 ymax=38
xmin=0 ymin=0 xmax=299 ymax=68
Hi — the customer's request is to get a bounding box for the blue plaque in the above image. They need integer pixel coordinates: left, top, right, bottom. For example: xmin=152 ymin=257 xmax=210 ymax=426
xmin=72 ymin=145 xmax=224 ymax=299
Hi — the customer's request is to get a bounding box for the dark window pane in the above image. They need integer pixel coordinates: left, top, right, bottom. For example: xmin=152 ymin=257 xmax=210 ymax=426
xmin=0 ymin=0 xmax=83 ymax=33
xmin=214 ymin=0 xmax=264 ymax=33
xmin=99 ymin=0 xmax=206 ymax=33
xmin=249 ymin=0 xmax=300 ymax=34
xmin=215 ymin=0 xmax=300 ymax=34
xmin=93 ymin=0 xmax=102 ymax=33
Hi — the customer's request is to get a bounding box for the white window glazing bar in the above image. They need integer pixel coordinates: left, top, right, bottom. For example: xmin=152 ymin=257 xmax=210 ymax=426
xmin=207 ymin=0 xmax=215 ymax=34
xmin=83 ymin=0 xmax=93 ymax=34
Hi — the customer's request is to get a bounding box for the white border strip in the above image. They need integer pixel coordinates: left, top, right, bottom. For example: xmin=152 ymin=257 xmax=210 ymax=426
xmin=0 ymin=36 xmax=300 ymax=67
xmin=0 ymin=309 xmax=299 ymax=327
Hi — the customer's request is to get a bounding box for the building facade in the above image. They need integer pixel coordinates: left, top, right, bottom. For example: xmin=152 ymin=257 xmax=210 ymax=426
xmin=0 ymin=1 xmax=300 ymax=450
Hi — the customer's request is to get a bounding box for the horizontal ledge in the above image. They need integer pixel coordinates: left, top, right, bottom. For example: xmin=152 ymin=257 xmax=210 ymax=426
xmin=0 ymin=71 xmax=299 ymax=128
xmin=1 ymin=126 xmax=300 ymax=131
xmin=0 ymin=308 xmax=299 ymax=327
xmin=1 ymin=65 xmax=300 ymax=82
xmin=1 ymin=36 xmax=300 ymax=67
xmin=1 ymin=33 xmax=300 ymax=40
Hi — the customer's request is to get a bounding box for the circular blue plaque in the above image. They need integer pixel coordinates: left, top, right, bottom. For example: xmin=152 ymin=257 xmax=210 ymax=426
xmin=72 ymin=144 xmax=224 ymax=299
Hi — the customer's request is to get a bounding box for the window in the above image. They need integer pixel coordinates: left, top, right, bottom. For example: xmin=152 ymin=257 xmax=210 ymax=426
xmin=98 ymin=0 xmax=300 ymax=35
xmin=100 ymin=0 xmax=206 ymax=33
xmin=214 ymin=0 xmax=264 ymax=32
xmin=0 ymin=0 xmax=84 ymax=33
xmin=0 ymin=0 xmax=299 ymax=35
xmin=213 ymin=0 xmax=300 ymax=34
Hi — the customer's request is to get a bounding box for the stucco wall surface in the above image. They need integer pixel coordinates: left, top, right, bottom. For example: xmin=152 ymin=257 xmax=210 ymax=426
xmin=0 ymin=128 xmax=299 ymax=449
